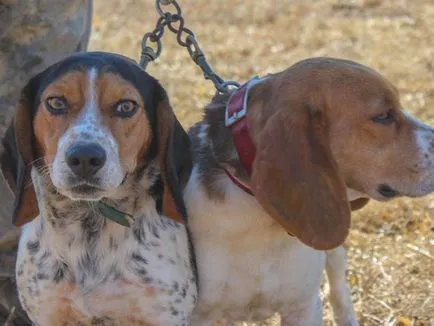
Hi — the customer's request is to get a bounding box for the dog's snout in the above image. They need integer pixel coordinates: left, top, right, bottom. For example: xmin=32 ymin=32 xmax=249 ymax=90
xmin=66 ymin=143 xmax=107 ymax=179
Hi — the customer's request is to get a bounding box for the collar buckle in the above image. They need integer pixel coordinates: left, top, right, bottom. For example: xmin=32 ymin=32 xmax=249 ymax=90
xmin=225 ymin=76 xmax=264 ymax=127
xmin=225 ymin=105 xmax=247 ymax=127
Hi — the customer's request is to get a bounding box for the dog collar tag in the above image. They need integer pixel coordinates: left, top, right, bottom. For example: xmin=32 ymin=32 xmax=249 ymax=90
xmin=91 ymin=201 xmax=132 ymax=227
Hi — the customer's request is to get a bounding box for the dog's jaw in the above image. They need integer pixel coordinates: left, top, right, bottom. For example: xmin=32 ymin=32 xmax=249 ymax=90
xmin=33 ymin=158 xmax=160 ymax=229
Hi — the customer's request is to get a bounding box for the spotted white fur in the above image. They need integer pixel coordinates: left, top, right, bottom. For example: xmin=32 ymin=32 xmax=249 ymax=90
xmin=18 ymin=180 xmax=197 ymax=325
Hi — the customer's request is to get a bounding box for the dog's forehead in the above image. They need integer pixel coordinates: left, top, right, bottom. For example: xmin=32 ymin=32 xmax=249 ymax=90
xmin=30 ymin=52 xmax=160 ymax=113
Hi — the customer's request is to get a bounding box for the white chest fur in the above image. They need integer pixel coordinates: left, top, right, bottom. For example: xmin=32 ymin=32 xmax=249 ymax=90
xmin=16 ymin=209 xmax=197 ymax=326
xmin=185 ymin=167 xmax=326 ymax=323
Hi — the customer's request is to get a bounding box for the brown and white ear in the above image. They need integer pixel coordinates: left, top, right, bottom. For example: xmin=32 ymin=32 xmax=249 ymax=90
xmin=155 ymin=94 xmax=192 ymax=223
xmin=0 ymin=88 xmax=39 ymax=227
xmin=249 ymin=90 xmax=350 ymax=250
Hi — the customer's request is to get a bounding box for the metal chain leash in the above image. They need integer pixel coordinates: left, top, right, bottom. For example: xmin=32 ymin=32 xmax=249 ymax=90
xmin=140 ymin=0 xmax=239 ymax=93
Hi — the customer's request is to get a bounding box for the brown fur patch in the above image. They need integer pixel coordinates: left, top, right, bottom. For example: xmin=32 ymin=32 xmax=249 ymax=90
xmin=157 ymin=99 xmax=184 ymax=223
xmin=11 ymin=101 xmax=41 ymax=225
xmin=248 ymin=78 xmax=351 ymax=250
xmin=144 ymin=286 xmax=156 ymax=297
xmin=34 ymin=71 xmax=87 ymax=165
xmin=38 ymin=282 xmax=160 ymax=325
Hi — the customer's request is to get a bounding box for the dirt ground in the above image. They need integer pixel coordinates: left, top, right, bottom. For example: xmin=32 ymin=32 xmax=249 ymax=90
xmin=89 ymin=0 xmax=433 ymax=325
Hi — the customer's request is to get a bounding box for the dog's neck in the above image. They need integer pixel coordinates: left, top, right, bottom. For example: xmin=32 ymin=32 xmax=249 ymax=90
xmin=32 ymin=161 xmax=162 ymax=231
xmin=191 ymin=92 xmax=252 ymax=199
xmin=28 ymin=161 xmax=172 ymax=287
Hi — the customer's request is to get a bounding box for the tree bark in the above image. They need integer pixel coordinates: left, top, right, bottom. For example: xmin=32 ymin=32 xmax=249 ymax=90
xmin=0 ymin=1 xmax=93 ymax=324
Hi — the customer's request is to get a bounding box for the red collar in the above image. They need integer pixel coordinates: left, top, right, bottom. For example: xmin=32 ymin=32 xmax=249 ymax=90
xmin=224 ymin=77 xmax=263 ymax=195
xmin=224 ymin=78 xmax=294 ymax=237
xmin=222 ymin=167 xmax=253 ymax=196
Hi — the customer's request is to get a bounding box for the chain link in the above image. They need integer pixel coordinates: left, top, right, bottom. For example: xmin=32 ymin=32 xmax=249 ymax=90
xmin=139 ymin=0 xmax=239 ymax=93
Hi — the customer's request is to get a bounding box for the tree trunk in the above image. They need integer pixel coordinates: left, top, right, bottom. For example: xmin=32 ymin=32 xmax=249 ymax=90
xmin=0 ymin=1 xmax=93 ymax=324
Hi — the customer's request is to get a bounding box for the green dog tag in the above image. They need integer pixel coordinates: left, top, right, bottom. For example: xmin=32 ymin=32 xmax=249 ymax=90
xmin=89 ymin=201 xmax=132 ymax=227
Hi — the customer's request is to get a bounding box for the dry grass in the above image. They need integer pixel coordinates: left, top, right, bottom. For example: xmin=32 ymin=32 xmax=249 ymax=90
xmin=90 ymin=0 xmax=434 ymax=325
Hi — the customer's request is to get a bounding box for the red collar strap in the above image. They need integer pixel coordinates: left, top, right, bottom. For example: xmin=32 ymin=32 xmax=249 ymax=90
xmin=225 ymin=79 xmax=359 ymax=240
xmin=224 ymin=77 xmax=294 ymax=237
xmin=224 ymin=76 xmax=264 ymax=195
xmin=222 ymin=167 xmax=254 ymax=196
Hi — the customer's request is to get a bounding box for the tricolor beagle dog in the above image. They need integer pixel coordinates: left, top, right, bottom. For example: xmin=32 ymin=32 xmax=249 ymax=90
xmin=185 ymin=57 xmax=434 ymax=325
xmin=0 ymin=52 xmax=197 ymax=325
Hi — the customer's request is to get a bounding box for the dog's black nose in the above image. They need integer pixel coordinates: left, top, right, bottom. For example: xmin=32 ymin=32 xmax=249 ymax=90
xmin=66 ymin=143 xmax=107 ymax=179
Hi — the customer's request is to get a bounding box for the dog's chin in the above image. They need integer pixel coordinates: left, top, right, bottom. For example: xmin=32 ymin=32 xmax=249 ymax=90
xmin=58 ymin=184 xmax=112 ymax=201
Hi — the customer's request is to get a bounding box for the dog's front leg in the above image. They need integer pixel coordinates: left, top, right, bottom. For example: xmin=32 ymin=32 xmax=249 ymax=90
xmin=326 ymin=247 xmax=358 ymax=326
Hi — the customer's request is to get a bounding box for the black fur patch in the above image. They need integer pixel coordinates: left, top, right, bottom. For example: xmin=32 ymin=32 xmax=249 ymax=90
xmin=131 ymin=252 xmax=148 ymax=265
xmin=26 ymin=240 xmax=40 ymax=254
xmin=132 ymin=220 xmax=146 ymax=245
xmin=53 ymin=262 xmax=68 ymax=283
xmin=91 ymin=316 xmax=115 ymax=326
xmin=149 ymin=176 xmax=164 ymax=214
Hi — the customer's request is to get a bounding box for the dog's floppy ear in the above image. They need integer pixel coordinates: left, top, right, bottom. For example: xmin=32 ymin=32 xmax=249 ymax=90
xmin=155 ymin=88 xmax=192 ymax=223
xmin=0 ymin=85 xmax=39 ymax=227
xmin=249 ymin=83 xmax=351 ymax=250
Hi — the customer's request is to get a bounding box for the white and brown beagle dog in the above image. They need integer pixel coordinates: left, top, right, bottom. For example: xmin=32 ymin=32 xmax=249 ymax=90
xmin=0 ymin=52 xmax=197 ymax=325
xmin=185 ymin=57 xmax=434 ymax=325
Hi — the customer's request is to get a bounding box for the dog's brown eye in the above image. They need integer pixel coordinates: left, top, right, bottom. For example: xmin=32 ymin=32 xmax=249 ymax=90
xmin=372 ymin=110 xmax=395 ymax=125
xmin=114 ymin=100 xmax=138 ymax=118
xmin=46 ymin=96 xmax=68 ymax=114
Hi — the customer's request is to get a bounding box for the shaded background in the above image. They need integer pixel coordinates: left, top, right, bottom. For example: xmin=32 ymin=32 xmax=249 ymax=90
xmin=90 ymin=1 xmax=433 ymax=325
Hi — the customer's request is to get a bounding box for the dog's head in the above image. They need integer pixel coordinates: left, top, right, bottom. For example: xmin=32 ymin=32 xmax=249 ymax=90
xmin=0 ymin=52 xmax=191 ymax=226
xmin=243 ymin=57 xmax=434 ymax=250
